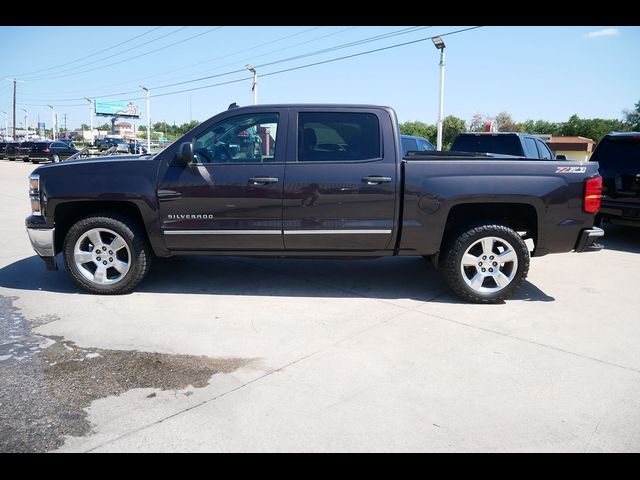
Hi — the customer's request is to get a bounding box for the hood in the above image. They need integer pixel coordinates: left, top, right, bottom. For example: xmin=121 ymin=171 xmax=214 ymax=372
xmin=36 ymin=153 xmax=158 ymax=169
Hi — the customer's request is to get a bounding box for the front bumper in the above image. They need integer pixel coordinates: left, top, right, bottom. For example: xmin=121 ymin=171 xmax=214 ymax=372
xmin=26 ymin=227 xmax=58 ymax=270
xmin=574 ymin=227 xmax=605 ymax=253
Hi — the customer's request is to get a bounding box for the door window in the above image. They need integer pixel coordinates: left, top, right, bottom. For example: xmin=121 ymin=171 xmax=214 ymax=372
xmin=193 ymin=113 xmax=279 ymax=164
xmin=297 ymin=112 xmax=380 ymax=162
xmin=523 ymin=138 xmax=539 ymax=158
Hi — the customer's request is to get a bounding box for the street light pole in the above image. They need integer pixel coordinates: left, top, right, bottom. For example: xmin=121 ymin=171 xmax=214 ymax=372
xmin=246 ymin=64 xmax=257 ymax=105
xmin=140 ymin=85 xmax=150 ymax=152
xmin=47 ymin=104 xmax=56 ymax=140
xmin=431 ymin=36 xmax=446 ymax=151
xmin=85 ymin=98 xmax=94 ymax=145
xmin=22 ymin=108 xmax=28 ymax=140
xmin=1 ymin=111 xmax=8 ymax=141
xmin=2 ymin=112 xmax=9 ymax=140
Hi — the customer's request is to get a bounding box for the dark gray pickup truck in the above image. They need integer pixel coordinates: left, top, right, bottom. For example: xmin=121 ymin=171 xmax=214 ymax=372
xmin=25 ymin=104 xmax=604 ymax=303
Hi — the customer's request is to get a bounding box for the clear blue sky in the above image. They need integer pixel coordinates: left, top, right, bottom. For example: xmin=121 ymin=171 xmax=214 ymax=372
xmin=0 ymin=25 xmax=638 ymax=131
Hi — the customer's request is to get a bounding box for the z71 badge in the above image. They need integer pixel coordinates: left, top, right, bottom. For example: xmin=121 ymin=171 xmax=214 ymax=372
xmin=556 ymin=166 xmax=587 ymax=174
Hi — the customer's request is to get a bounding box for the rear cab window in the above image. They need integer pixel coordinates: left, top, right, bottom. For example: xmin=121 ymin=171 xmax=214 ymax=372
xmin=401 ymin=137 xmax=417 ymax=155
xmin=451 ymin=135 xmax=523 ymax=156
xmin=590 ymin=135 xmax=640 ymax=174
xmin=297 ymin=112 xmax=381 ymax=162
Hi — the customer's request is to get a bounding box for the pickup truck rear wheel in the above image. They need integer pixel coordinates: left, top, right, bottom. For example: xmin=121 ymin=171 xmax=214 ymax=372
xmin=63 ymin=214 xmax=152 ymax=294
xmin=441 ymin=225 xmax=529 ymax=304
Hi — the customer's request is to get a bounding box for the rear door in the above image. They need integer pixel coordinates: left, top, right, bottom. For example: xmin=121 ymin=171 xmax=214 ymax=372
xmin=282 ymin=108 xmax=397 ymax=251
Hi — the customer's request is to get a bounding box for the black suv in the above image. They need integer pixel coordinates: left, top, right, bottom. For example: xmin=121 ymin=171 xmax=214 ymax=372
xmin=5 ymin=142 xmax=21 ymax=161
xmin=591 ymin=132 xmax=640 ymax=227
xmin=96 ymin=137 xmax=128 ymax=152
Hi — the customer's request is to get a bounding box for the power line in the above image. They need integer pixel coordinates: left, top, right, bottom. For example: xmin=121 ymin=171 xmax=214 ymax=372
xmin=16 ymin=26 xmax=338 ymax=101
xmin=132 ymin=26 xmax=484 ymax=101
xmin=25 ymin=27 xmax=224 ymax=82
xmin=14 ymin=26 xmax=481 ymax=114
xmin=22 ymin=27 xmax=185 ymax=81
xmin=27 ymin=25 xmax=430 ymax=102
xmin=143 ymin=26 xmax=434 ymax=92
xmin=12 ymin=27 xmax=164 ymax=78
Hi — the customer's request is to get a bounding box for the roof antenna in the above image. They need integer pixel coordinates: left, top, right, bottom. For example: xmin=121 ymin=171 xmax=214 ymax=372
xmin=228 ymin=102 xmax=239 ymax=110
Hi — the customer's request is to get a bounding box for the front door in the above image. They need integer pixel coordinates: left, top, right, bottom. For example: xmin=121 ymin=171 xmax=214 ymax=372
xmin=158 ymin=111 xmax=286 ymax=251
xmin=282 ymin=109 xmax=398 ymax=251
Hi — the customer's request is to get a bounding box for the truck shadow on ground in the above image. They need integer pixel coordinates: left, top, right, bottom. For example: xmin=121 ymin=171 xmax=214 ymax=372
xmin=601 ymin=224 xmax=640 ymax=254
xmin=0 ymin=255 xmax=554 ymax=304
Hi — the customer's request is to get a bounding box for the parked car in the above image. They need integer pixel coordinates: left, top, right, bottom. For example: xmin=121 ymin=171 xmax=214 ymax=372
xmin=25 ymin=103 xmax=603 ymax=303
xmin=401 ymin=135 xmax=436 ymax=155
xmin=128 ymin=141 xmax=148 ymax=154
xmin=450 ymin=132 xmax=563 ymax=159
xmin=5 ymin=142 xmax=21 ymax=161
xmin=29 ymin=141 xmax=80 ymax=164
xmin=0 ymin=141 xmax=7 ymax=159
xmin=57 ymin=138 xmax=76 ymax=149
xmin=18 ymin=141 xmax=39 ymax=162
xmin=97 ymin=137 xmax=129 ymax=153
xmin=590 ymin=132 xmax=640 ymax=227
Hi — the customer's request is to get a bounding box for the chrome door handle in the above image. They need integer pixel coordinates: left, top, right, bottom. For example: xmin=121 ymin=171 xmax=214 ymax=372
xmin=362 ymin=176 xmax=392 ymax=185
xmin=248 ymin=177 xmax=279 ymax=185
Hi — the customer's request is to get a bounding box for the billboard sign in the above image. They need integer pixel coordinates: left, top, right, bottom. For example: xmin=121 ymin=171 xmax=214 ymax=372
xmin=95 ymin=99 xmax=141 ymax=118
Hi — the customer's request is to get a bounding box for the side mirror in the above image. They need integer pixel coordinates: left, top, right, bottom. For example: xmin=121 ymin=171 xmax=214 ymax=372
xmin=556 ymin=154 xmax=567 ymax=160
xmin=176 ymin=142 xmax=194 ymax=165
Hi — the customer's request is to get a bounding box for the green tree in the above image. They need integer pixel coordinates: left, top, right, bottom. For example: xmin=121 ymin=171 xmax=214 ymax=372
xmin=442 ymin=115 xmax=467 ymax=150
xmin=399 ymin=121 xmax=437 ymax=144
xmin=560 ymin=114 xmax=626 ymax=142
xmin=518 ymin=119 xmax=561 ymax=135
xmin=623 ymin=99 xmax=640 ymax=131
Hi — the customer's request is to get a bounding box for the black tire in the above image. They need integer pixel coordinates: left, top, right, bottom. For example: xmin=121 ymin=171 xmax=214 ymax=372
xmin=31 ymin=159 xmax=39 ymax=164
xmin=22 ymin=157 xmax=30 ymax=162
xmin=63 ymin=213 xmax=152 ymax=294
xmin=440 ymin=224 xmax=530 ymax=304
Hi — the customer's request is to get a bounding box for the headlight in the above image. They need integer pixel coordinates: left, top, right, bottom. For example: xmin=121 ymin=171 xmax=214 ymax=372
xmin=29 ymin=173 xmax=41 ymax=216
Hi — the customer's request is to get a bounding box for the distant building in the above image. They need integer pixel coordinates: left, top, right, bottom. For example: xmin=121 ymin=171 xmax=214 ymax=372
xmin=546 ymin=136 xmax=596 ymax=162
xmin=114 ymin=122 xmax=134 ymax=136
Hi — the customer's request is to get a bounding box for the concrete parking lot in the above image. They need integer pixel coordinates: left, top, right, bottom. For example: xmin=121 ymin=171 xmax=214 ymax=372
xmin=0 ymin=160 xmax=639 ymax=452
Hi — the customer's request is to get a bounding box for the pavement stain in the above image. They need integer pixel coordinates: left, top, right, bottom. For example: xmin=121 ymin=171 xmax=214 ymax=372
xmin=0 ymin=295 xmax=255 ymax=453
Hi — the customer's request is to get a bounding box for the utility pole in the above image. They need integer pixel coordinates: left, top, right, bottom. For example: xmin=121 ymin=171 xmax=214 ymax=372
xmin=1 ymin=111 xmax=7 ymax=141
xmin=140 ymin=85 xmax=150 ymax=152
xmin=47 ymin=105 xmax=55 ymax=140
xmin=22 ymin=108 xmax=28 ymax=139
xmin=245 ymin=65 xmax=257 ymax=105
xmin=85 ymin=98 xmax=94 ymax=145
xmin=12 ymin=79 xmax=16 ymax=141
xmin=431 ymin=36 xmax=446 ymax=151
xmin=63 ymin=113 xmax=68 ymax=133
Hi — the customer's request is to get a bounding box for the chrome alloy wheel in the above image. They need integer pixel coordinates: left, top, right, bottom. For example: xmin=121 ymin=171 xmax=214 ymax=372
xmin=73 ymin=228 xmax=131 ymax=285
xmin=460 ymin=236 xmax=518 ymax=294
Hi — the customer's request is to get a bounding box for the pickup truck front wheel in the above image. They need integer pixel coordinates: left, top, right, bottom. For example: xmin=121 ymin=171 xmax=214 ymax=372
xmin=63 ymin=214 xmax=152 ymax=294
xmin=441 ymin=225 xmax=529 ymax=304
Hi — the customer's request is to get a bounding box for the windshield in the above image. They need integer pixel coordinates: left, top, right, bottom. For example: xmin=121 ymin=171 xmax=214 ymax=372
xmin=452 ymin=135 xmax=522 ymax=156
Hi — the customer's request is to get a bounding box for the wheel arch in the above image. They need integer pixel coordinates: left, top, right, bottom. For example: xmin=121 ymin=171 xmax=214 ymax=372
xmin=441 ymin=202 xmax=538 ymax=251
xmin=53 ymin=201 xmax=155 ymax=255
